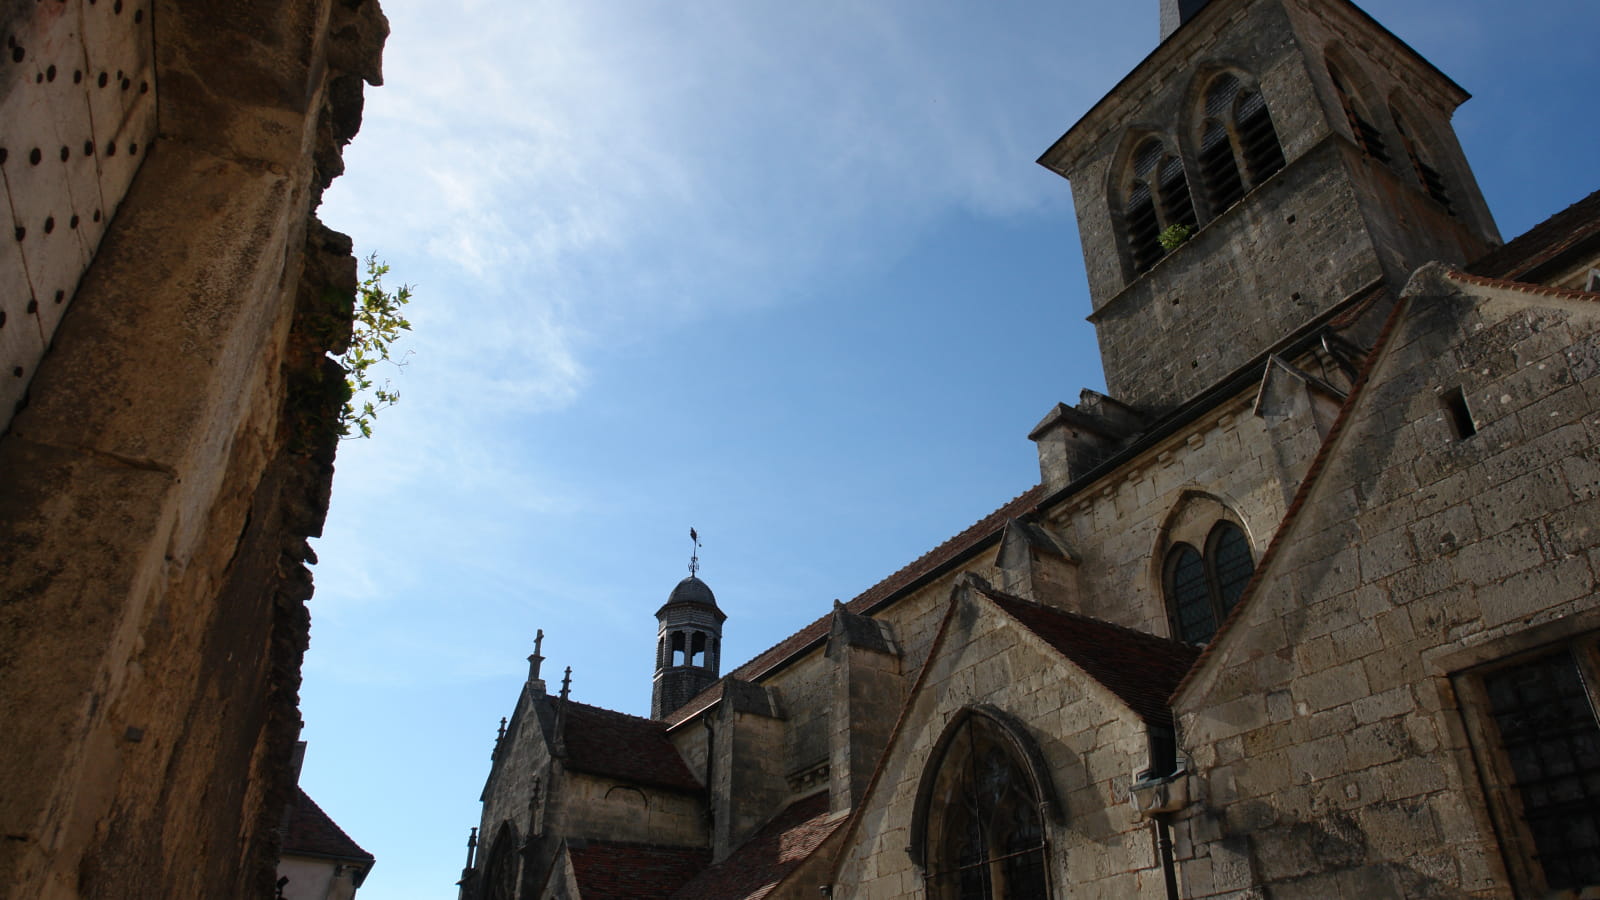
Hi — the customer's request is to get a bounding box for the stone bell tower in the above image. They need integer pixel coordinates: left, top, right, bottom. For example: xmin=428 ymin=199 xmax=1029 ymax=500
xmin=651 ymin=530 xmax=726 ymax=720
xmin=1038 ymin=0 xmax=1500 ymax=414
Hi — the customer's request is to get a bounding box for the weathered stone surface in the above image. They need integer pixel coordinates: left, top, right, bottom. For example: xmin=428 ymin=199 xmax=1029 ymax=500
xmin=0 ymin=0 xmax=384 ymax=896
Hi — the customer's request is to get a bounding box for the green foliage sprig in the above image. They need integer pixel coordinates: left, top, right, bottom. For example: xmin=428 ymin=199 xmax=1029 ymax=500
xmin=1158 ymin=223 xmax=1194 ymax=253
xmin=340 ymin=255 xmax=413 ymax=439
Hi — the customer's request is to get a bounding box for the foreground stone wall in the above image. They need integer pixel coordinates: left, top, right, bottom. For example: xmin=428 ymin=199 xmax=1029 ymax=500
xmin=0 ymin=0 xmax=385 ymax=896
xmin=1174 ymin=270 xmax=1600 ymax=897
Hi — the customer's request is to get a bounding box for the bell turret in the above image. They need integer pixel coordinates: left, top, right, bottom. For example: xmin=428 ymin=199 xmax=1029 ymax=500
xmin=651 ymin=529 xmax=727 ymax=719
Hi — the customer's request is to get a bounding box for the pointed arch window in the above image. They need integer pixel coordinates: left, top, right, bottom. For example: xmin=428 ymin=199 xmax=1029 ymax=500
xmin=1196 ymin=73 xmax=1285 ymax=216
xmin=1165 ymin=521 xmax=1255 ymax=645
xmin=1124 ymin=137 xmax=1198 ymax=274
xmin=480 ymin=822 xmax=520 ymax=900
xmin=1391 ymin=106 xmax=1454 ymax=215
xmin=1327 ymin=63 xmax=1389 ymax=162
xmin=913 ymin=708 xmax=1061 ymax=900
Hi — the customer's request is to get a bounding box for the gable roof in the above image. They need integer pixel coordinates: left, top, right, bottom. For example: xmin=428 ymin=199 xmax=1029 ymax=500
xmin=1467 ymin=187 xmax=1600 ymax=282
xmin=567 ymin=840 xmax=710 ymax=900
xmin=281 ymin=787 xmax=374 ymax=866
xmin=977 ymin=585 xmax=1198 ymax=726
xmin=558 ymin=698 xmax=703 ymax=793
xmin=669 ymin=793 xmax=842 ymax=900
xmin=1174 ymin=187 xmax=1600 ymax=703
xmin=665 ymin=486 xmax=1045 ymax=727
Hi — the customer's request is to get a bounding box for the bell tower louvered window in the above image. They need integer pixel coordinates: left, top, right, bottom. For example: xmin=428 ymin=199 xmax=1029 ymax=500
xmin=1328 ymin=64 xmax=1389 ymax=162
xmin=1235 ymin=89 xmax=1285 ymax=181
xmin=1124 ymin=137 xmax=1198 ymax=275
xmin=1392 ymin=107 xmax=1454 ymax=215
xmin=1197 ymin=73 xmax=1285 ymax=217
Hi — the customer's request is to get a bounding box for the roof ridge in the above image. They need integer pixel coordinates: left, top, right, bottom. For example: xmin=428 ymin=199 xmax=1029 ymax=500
xmin=560 ymin=695 xmax=668 ymax=726
xmin=1444 ymin=268 xmax=1600 ymax=303
xmin=283 ymin=787 xmax=374 ymax=862
xmin=666 ymin=485 xmax=1043 ymax=727
xmin=568 ymin=837 xmax=710 ymax=851
xmin=1465 ymin=186 xmax=1600 ymax=279
xmin=974 ymin=583 xmax=1192 ymax=650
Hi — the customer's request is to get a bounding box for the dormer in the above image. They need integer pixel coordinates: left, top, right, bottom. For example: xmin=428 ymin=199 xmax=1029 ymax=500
xmin=1038 ymin=0 xmax=1500 ymax=413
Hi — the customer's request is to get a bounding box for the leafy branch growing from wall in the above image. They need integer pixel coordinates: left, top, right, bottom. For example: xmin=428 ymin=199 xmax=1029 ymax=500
xmin=339 ymin=255 xmax=413 ymax=439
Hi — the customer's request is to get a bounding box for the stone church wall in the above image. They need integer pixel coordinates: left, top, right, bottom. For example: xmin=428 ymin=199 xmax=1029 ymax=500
xmin=562 ymin=775 xmax=703 ymax=847
xmin=0 ymin=0 xmax=385 ymax=896
xmin=1173 ymin=273 xmax=1600 ymax=897
xmin=1041 ymin=382 xmax=1324 ymax=637
xmin=480 ymin=695 xmax=552 ymax=857
xmin=1089 ymin=139 xmax=1385 ymax=413
xmin=832 ymin=587 xmax=1162 ymax=899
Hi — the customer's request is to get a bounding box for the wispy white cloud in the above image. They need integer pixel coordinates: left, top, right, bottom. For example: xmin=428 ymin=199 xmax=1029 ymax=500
xmin=323 ymin=0 xmax=1084 ymax=428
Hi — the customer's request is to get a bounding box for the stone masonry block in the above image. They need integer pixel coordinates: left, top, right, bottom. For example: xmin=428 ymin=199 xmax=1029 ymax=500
xmin=1477 ymin=555 xmax=1595 ymax=628
xmin=1295 ymin=661 xmax=1370 ymax=713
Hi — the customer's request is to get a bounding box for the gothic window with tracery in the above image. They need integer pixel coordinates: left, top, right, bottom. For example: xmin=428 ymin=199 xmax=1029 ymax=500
xmin=1165 ymin=521 xmax=1254 ymax=645
xmin=1123 ymin=136 xmax=1198 ymax=275
xmin=921 ymin=713 xmax=1051 ymax=899
xmin=1197 ymin=73 xmax=1285 ymax=215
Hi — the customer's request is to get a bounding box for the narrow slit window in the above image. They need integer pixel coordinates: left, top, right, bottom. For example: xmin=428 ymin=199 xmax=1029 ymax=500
xmin=1443 ymin=387 xmax=1476 ymax=439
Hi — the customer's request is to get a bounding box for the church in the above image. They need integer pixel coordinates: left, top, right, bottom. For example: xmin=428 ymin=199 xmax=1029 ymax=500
xmin=459 ymin=0 xmax=1600 ymax=896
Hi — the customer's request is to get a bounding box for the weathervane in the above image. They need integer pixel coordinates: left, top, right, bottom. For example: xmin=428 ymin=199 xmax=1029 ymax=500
xmin=688 ymin=527 xmax=702 ymax=577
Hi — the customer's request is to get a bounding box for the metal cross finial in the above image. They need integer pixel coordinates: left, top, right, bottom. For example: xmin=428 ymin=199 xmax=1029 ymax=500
xmin=560 ymin=666 xmax=572 ymax=701
xmin=689 ymin=527 xmax=701 ymax=577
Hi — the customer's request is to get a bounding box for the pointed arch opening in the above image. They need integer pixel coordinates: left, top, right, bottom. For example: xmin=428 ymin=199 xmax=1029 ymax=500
xmin=1326 ymin=59 xmax=1390 ymax=162
xmin=480 ymin=822 xmax=521 ymax=900
xmin=911 ymin=706 xmax=1063 ymax=899
xmin=1390 ymin=103 xmax=1454 ymax=215
xmin=1156 ymin=493 xmax=1256 ymax=645
xmin=1193 ymin=71 xmax=1285 ymax=218
xmin=1119 ymin=135 xmax=1198 ymax=275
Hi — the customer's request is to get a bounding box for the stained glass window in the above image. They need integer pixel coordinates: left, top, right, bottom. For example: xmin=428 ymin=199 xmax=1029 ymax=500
xmin=1165 ymin=521 xmax=1254 ymax=645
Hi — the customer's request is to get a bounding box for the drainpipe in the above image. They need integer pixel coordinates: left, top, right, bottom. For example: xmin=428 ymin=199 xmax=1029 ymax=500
xmin=1155 ymin=815 xmax=1180 ymax=900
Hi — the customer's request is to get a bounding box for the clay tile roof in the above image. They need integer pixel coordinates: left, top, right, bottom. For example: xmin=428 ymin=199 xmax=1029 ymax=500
xmin=567 ymin=840 xmax=711 ymax=899
xmin=557 ymin=698 xmax=703 ymax=793
xmin=666 ymin=486 xmax=1045 ymax=727
xmin=979 ymin=586 xmax=1198 ymax=726
xmin=1445 ymin=269 xmax=1600 ymax=303
xmin=669 ymin=793 xmax=841 ymax=900
xmin=1467 ymin=187 xmax=1600 ymax=281
xmin=281 ymin=788 xmax=374 ymax=864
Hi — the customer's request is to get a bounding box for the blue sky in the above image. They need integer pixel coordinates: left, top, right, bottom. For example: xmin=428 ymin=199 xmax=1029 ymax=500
xmin=307 ymin=1 xmax=1599 ymax=895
